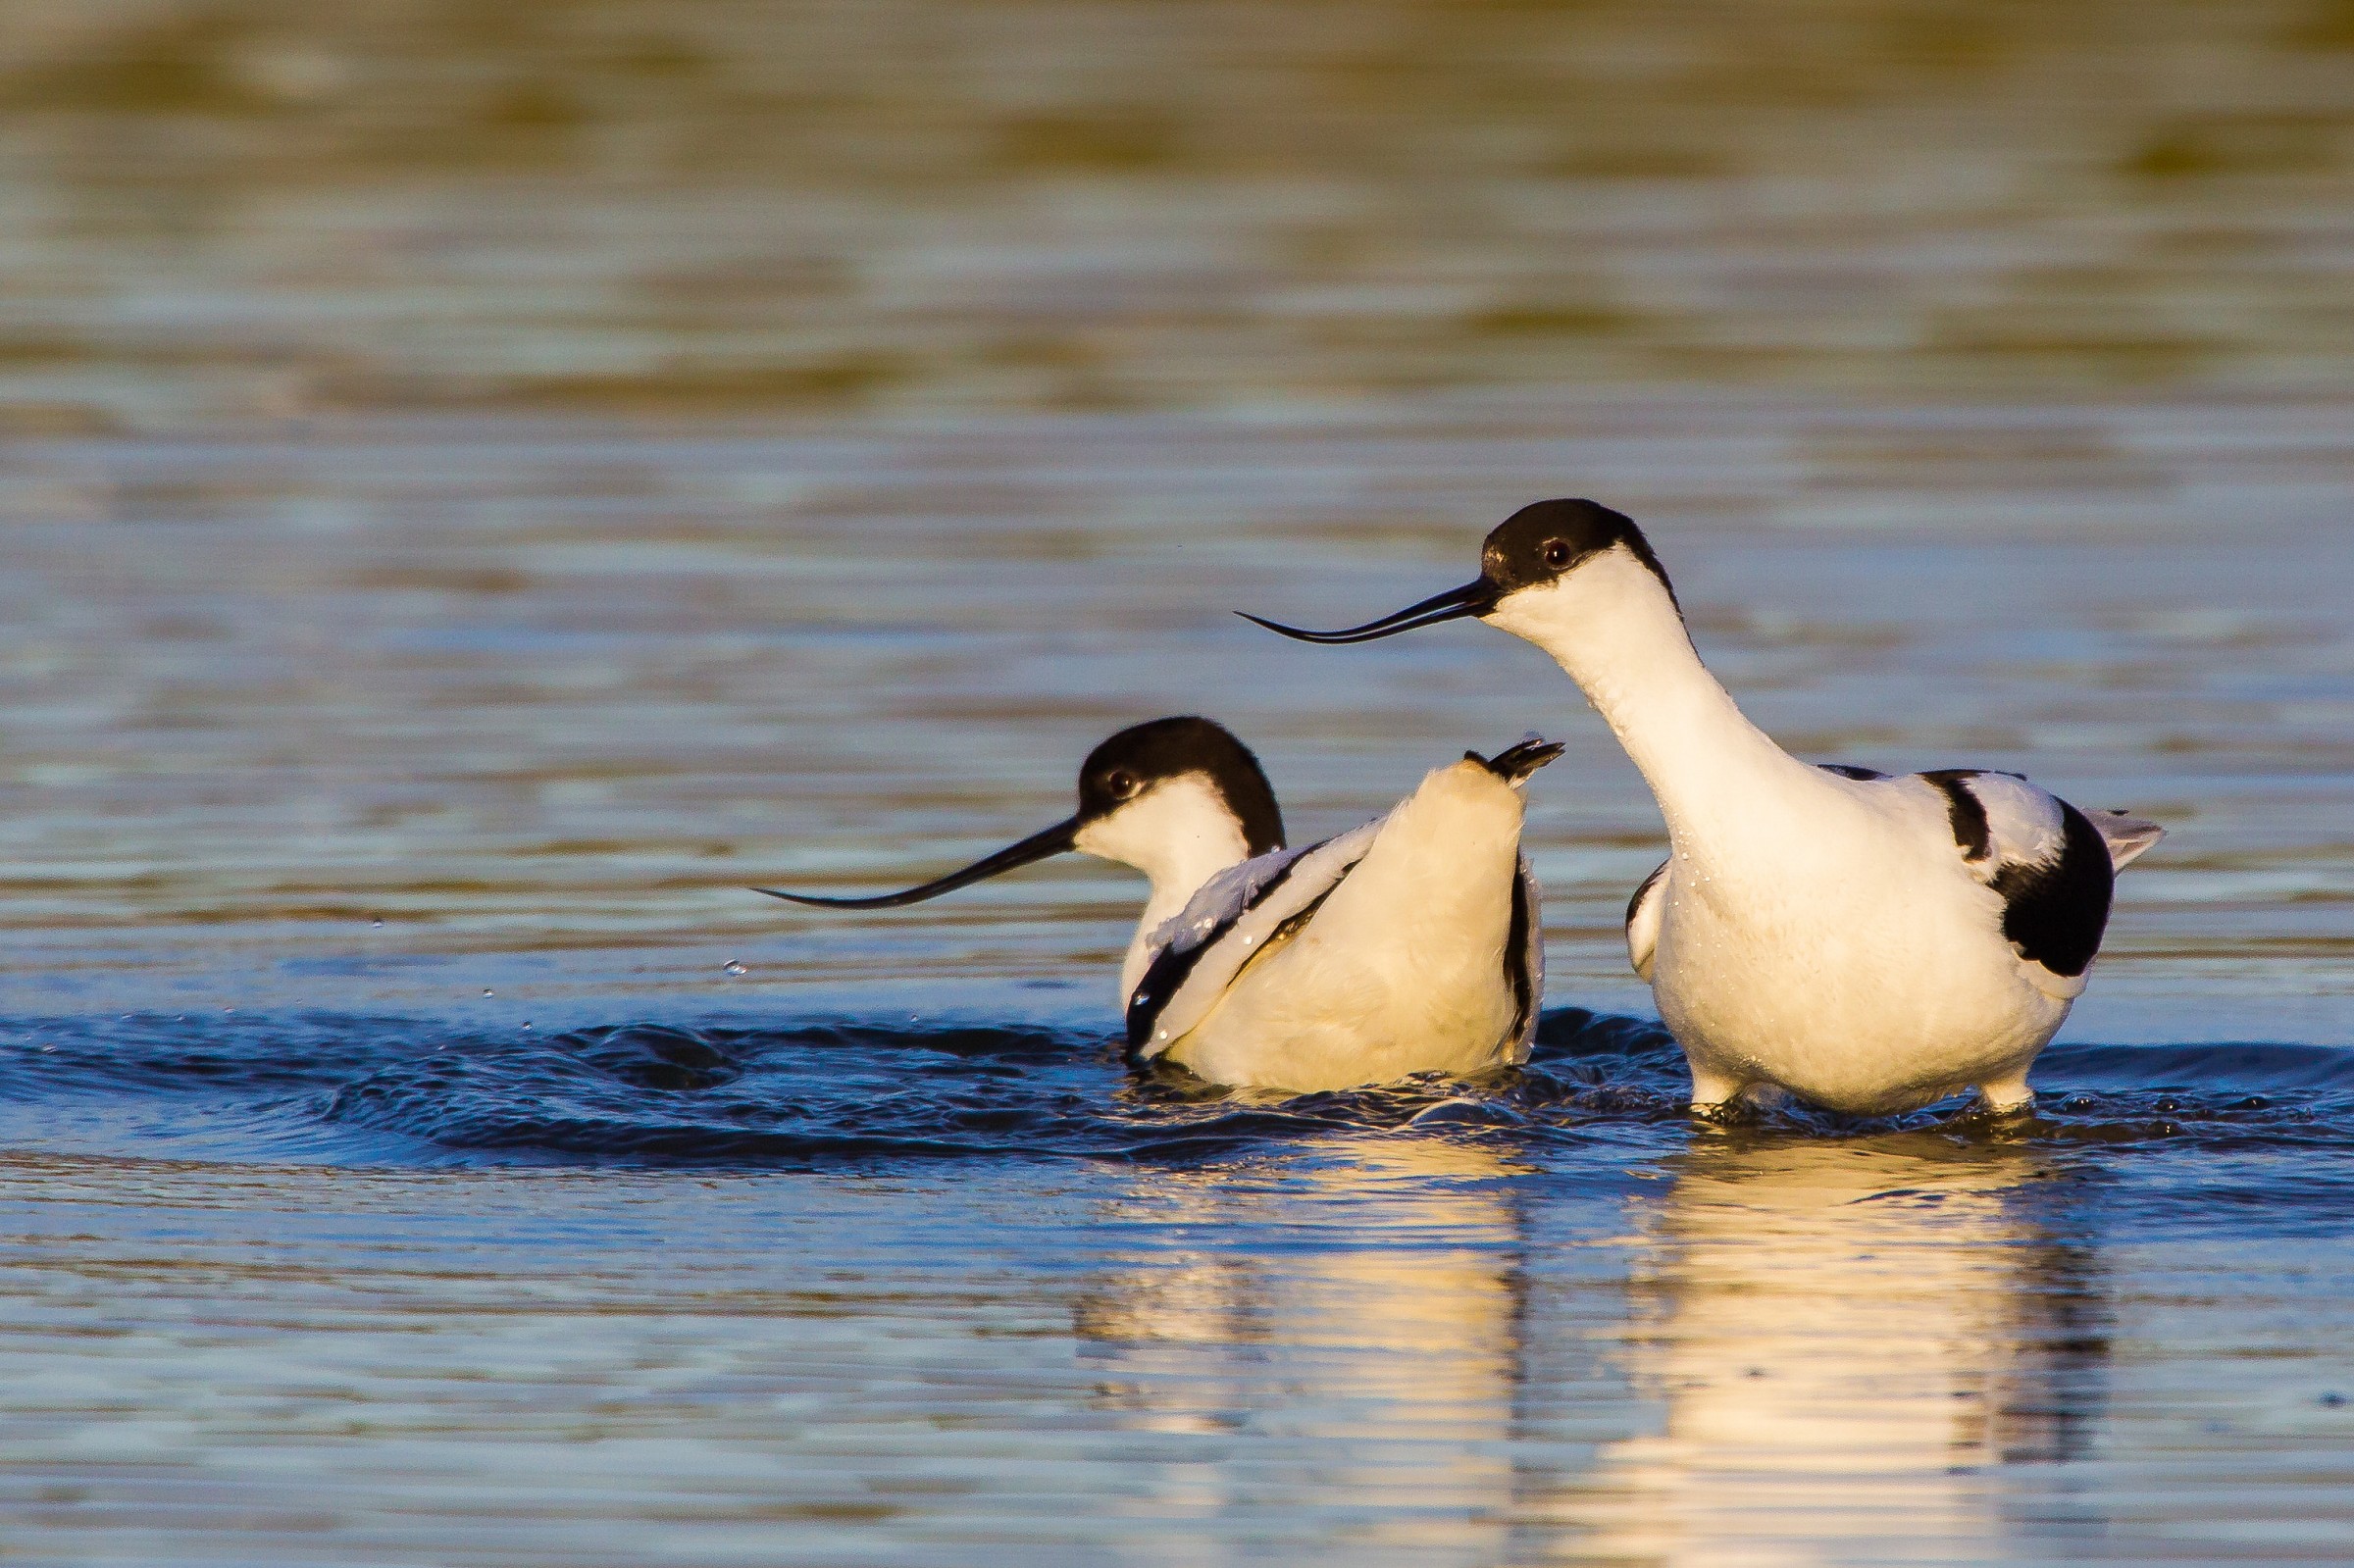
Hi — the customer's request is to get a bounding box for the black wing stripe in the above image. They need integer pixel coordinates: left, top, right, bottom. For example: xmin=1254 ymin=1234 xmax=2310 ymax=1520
xmin=1122 ymin=942 xmax=1204 ymax=1057
xmin=1919 ymin=768 xmax=1992 ymax=861
xmin=1991 ymin=800 xmax=2115 ymax=978
xmin=1817 ymin=763 xmax=1888 ymax=781
xmin=1503 ymin=864 xmax=1537 ymax=1046
xmin=1624 ymin=858 xmax=1666 ymax=934
xmin=1126 ymin=872 xmax=1351 ymax=1060
xmin=1123 ymin=850 xmax=1330 ymax=1054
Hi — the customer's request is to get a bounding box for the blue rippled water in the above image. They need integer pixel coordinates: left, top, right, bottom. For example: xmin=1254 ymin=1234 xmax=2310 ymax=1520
xmin=4 ymin=1004 xmax=2349 ymax=1566
xmin=9 ymin=1008 xmax=2352 ymax=1174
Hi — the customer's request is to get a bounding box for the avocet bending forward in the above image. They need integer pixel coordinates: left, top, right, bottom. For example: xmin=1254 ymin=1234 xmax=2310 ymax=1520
xmin=1246 ymin=500 xmax=2164 ymax=1117
xmin=760 ymin=716 xmax=1561 ymax=1093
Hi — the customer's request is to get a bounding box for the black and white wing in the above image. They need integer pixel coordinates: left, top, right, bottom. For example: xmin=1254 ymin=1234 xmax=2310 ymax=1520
xmin=1917 ymin=769 xmax=2163 ymax=1000
xmin=1123 ymin=818 xmax=1383 ymax=1061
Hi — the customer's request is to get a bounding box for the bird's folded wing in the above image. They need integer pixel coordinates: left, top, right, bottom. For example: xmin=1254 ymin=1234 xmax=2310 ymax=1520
xmin=1124 ymin=816 xmax=1385 ymax=1058
xmin=1949 ymin=770 xmax=2072 ymax=871
xmin=1940 ymin=770 xmax=2142 ymax=996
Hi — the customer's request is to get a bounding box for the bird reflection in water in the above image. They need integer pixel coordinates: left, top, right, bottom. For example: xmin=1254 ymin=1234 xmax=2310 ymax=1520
xmin=1576 ymin=1134 xmax=2109 ymax=1562
xmin=1073 ymin=1136 xmax=1530 ymax=1538
xmin=1069 ymin=1129 xmax=2106 ymax=1561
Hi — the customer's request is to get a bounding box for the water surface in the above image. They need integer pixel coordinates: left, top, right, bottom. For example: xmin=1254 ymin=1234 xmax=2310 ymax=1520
xmin=0 ymin=1008 xmax=2350 ymax=1565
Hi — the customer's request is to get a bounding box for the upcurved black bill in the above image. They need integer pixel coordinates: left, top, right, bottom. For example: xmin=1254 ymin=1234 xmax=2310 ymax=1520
xmin=1237 ymin=578 xmax=1495 ymax=644
xmin=756 ymin=816 xmax=1081 ymax=909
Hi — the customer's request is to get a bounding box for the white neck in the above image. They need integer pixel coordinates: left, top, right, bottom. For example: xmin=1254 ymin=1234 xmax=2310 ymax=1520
xmin=1072 ymin=774 xmax=1258 ymax=999
xmin=1485 ymin=548 xmax=1812 ymax=846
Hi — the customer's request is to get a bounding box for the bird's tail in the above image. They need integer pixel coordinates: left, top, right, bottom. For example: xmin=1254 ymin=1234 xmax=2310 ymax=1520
xmin=2087 ymin=808 xmax=2165 ymax=870
xmin=1467 ymin=733 xmax=1565 ymax=785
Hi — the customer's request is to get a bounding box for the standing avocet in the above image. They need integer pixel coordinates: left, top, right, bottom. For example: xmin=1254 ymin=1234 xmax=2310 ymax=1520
xmin=761 ymin=716 xmax=1561 ymax=1093
xmin=1244 ymin=500 xmax=2163 ymax=1116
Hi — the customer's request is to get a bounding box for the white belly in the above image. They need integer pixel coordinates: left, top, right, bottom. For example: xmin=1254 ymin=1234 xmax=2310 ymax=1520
xmin=1164 ymin=760 xmax=1528 ymax=1093
xmin=1652 ymin=841 xmax=2068 ymax=1116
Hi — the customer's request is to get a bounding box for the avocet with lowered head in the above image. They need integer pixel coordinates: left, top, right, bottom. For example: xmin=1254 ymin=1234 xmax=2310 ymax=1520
xmin=762 ymin=716 xmax=1561 ymax=1093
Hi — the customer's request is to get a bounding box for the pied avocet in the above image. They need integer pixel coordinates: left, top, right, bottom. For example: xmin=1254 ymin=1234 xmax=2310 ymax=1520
xmin=761 ymin=716 xmax=1561 ymax=1093
xmin=1245 ymin=500 xmax=2163 ymax=1116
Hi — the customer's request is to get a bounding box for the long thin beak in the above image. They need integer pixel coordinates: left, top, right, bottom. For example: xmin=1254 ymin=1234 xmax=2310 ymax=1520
xmin=755 ymin=816 xmax=1081 ymax=909
xmin=1236 ymin=578 xmax=1495 ymax=644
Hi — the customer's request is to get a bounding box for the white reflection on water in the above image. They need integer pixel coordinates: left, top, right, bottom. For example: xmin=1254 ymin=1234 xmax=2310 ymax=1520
xmin=1078 ymin=1138 xmax=1528 ymax=1550
xmin=0 ymin=1082 xmax=2345 ymax=1562
xmin=1578 ymin=1138 xmax=2103 ymax=1564
xmin=1078 ymin=1135 xmax=1515 ymax=1402
xmin=1072 ymin=1133 xmax=2115 ymax=1563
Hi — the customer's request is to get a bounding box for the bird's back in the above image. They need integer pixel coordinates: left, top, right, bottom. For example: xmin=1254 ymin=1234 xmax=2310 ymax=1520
xmin=1158 ymin=758 xmax=1539 ymax=1092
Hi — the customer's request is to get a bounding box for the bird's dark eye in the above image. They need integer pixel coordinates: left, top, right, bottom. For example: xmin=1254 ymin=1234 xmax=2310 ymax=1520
xmin=1542 ymin=539 xmax=1573 ymax=569
xmin=1107 ymin=770 xmax=1140 ymax=799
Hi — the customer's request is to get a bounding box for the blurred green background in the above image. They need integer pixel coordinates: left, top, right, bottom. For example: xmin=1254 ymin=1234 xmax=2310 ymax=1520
xmin=2 ymin=0 xmax=2350 ymax=429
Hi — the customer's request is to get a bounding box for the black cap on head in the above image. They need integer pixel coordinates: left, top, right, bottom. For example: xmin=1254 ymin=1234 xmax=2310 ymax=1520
xmin=1079 ymin=716 xmax=1285 ymax=855
xmin=1239 ymin=497 xmax=1675 ymax=645
xmin=1481 ymin=498 xmax=1676 ymax=609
